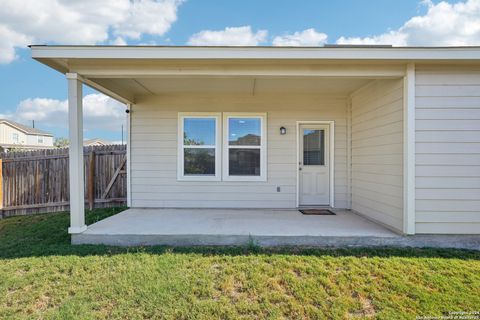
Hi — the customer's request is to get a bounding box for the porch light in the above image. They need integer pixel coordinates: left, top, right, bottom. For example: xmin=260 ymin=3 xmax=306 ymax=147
xmin=280 ymin=126 xmax=287 ymax=135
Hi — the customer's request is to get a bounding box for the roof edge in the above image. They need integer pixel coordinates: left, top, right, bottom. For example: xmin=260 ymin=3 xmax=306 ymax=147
xmin=0 ymin=119 xmax=53 ymax=136
xmin=31 ymin=45 xmax=480 ymax=61
xmin=28 ymin=44 xmax=480 ymax=49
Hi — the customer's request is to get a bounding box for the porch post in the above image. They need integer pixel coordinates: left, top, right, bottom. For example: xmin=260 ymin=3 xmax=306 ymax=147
xmin=66 ymin=73 xmax=86 ymax=234
xmin=403 ymin=64 xmax=416 ymax=235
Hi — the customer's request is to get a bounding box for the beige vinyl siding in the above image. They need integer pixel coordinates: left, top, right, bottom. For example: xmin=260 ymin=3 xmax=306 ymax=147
xmin=1 ymin=124 xmax=27 ymax=145
xmin=0 ymin=124 xmax=27 ymax=145
xmin=350 ymin=79 xmax=404 ymax=232
xmin=0 ymin=123 xmax=53 ymax=147
xmin=130 ymin=93 xmax=348 ymax=208
xmin=415 ymin=65 xmax=480 ymax=234
xmin=26 ymin=135 xmax=53 ymax=146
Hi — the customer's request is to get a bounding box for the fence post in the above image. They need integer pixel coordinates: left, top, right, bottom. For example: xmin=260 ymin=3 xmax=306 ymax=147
xmin=35 ymin=161 xmax=41 ymax=204
xmin=88 ymin=151 xmax=95 ymax=210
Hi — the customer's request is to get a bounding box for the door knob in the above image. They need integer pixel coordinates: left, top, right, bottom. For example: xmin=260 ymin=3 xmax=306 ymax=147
xmin=299 ymin=167 xmax=302 ymax=171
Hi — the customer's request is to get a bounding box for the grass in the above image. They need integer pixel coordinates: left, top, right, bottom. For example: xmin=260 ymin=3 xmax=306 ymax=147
xmin=0 ymin=208 xmax=479 ymax=319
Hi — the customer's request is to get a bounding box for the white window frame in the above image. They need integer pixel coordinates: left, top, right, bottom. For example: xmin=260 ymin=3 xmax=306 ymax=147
xmin=12 ymin=133 xmax=19 ymax=143
xmin=38 ymin=136 xmax=44 ymax=144
xmin=177 ymin=112 xmax=221 ymax=181
xmin=223 ymin=113 xmax=267 ymax=182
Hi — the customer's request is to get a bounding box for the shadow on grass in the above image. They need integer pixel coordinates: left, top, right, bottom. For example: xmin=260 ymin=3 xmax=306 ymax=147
xmin=1 ymin=207 xmax=479 ymax=260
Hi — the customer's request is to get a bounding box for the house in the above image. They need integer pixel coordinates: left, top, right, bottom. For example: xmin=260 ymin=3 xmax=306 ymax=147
xmin=31 ymin=45 xmax=480 ymax=247
xmin=0 ymin=119 xmax=54 ymax=152
xmin=83 ymin=138 xmax=112 ymax=146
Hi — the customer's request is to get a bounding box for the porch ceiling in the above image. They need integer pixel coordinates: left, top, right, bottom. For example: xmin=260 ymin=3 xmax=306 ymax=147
xmin=90 ymin=77 xmax=373 ymax=97
xmin=60 ymin=60 xmax=401 ymax=103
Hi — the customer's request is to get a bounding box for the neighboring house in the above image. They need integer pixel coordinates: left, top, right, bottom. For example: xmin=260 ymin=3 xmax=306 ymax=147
xmin=0 ymin=119 xmax=54 ymax=152
xmin=31 ymin=45 xmax=480 ymax=244
xmin=83 ymin=138 xmax=112 ymax=146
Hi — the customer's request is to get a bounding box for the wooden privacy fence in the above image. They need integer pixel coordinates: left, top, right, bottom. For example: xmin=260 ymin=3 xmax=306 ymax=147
xmin=0 ymin=145 xmax=127 ymax=218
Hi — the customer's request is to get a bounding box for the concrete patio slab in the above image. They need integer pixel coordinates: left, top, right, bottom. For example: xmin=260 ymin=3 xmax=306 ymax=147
xmin=72 ymin=208 xmax=480 ymax=250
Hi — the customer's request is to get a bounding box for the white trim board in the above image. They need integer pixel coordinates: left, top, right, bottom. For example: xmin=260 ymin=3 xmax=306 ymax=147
xmin=346 ymin=100 xmax=352 ymax=210
xmin=31 ymin=45 xmax=480 ymax=61
xmin=126 ymin=103 xmax=132 ymax=207
xmin=403 ymin=64 xmax=416 ymax=235
xmin=296 ymin=121 xmax=335 ymax=208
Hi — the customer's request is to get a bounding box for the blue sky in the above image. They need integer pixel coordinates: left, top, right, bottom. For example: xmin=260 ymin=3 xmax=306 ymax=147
xmin=0 ymin=0 xmax=476 ymax=142
xmin=184 ymin=118 xmax=216 ymax=145
xmin=171 ymin=0 xmax=423 ymax=43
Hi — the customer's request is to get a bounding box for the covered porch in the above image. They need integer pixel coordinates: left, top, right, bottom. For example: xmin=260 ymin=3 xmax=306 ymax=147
xmin=31 ymin=46 xmax=419 ymax=244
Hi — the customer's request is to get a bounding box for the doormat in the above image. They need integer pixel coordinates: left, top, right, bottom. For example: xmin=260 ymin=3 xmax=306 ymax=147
xmin=299 ymin=209 xmax=336 ymax=215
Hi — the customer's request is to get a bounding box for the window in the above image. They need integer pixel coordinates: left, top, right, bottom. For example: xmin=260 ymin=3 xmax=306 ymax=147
xmin=223 ymin=113 xmax=267 ymax=181
xmin=177 ymin=112 xmax=267 ymax=182
xmin=38 ymin=136 xmax=44 ymax=144
xmin=12 ymin=133 xmax=19 ymax=143
xmin=303 ymin=129 xmax=325 ymax=166
xmin=178 ymin=113 xmax=221 ymax=181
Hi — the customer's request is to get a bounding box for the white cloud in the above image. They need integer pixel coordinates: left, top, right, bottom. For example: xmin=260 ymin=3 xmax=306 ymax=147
xmin=0 ymin=25 xmax=31 ymax=63
xmin=10 ymin=94 xmax=126 ymax=134
xmin=337 ymin=31 xmax=407 ymax=46
xmin=114 ymin=0 xmax=182 ymax=39
xmin=110 ymin=37 xmax=128 ymax=46
xmin=337 ymin=0 xmax=480 ymax=46
xmin=187 ymin=26 xmax=268 ymax=46
xmin=272 ymin=28 xmax=328 ymax=46
xmin=0 ymin=0 xmax=183 ymax=63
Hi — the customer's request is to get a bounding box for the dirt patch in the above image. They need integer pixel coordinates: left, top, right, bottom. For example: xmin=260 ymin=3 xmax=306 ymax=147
xmin=349 ymin=292 xmax=376 ymax=318
xmin=34 ymin=294 xmax=51 ymax=312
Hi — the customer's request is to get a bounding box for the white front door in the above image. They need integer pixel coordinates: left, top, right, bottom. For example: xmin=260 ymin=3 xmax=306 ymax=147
xmin=298 ymin=124 xmax=330 ymax=206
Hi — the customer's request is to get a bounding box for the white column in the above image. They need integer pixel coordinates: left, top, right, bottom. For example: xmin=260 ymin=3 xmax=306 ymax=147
xmin=403 ymin=63 xmax=416 ymax=235
xmin=67 ymin=73 xmax=86 ymax=234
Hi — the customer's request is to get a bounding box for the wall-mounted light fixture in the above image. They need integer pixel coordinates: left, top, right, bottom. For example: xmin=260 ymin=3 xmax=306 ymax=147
xmin=280 ymin=126 xmax=287 ymax=135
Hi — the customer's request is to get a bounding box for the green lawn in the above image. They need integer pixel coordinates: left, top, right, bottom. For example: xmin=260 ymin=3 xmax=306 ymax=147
xmin=0 ymin=209 xmax=479 ymax=319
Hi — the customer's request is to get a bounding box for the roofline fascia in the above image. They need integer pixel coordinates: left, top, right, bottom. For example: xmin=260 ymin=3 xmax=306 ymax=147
xmin=31 ymin=45 xmax=480 ymax=61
